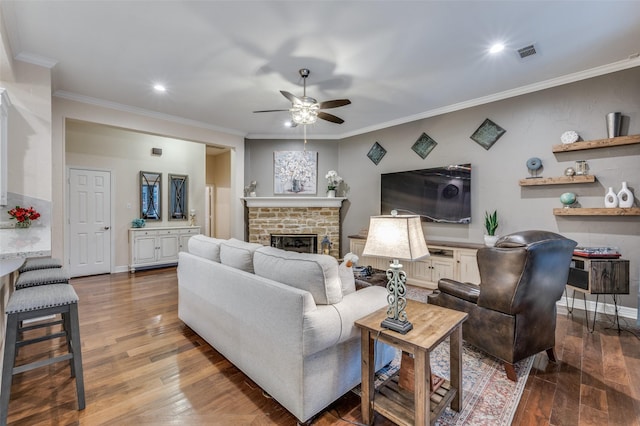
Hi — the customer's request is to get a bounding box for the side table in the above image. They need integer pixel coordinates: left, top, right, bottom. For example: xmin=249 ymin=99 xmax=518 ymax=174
xmin=355 ymin=300 xmax=468 ymax=426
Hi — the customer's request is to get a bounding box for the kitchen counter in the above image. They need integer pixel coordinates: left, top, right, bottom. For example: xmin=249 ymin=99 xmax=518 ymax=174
xmin=0 ymin=225 xmax=51 ymax=275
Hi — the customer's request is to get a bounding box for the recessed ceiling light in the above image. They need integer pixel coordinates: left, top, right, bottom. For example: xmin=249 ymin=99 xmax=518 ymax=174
xmin=153 ymin=84 xmax=166 ymax=92
xmin=489 ymin=43 xmax=505 ymax=54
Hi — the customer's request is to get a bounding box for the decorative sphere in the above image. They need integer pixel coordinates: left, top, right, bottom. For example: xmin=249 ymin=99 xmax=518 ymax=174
xmin=560 ymin=192 xmax=577 ymax=207
xmin=564 ymin=167 xmax=576 ymax=176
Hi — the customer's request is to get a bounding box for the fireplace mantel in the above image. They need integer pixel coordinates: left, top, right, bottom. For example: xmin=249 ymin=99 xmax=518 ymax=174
xmin=242 ymin=197 xmax=346 ymax=208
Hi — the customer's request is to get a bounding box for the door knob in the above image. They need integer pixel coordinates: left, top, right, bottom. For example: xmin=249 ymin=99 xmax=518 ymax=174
xmin=104 ymin=226 xmax=110 ymax=230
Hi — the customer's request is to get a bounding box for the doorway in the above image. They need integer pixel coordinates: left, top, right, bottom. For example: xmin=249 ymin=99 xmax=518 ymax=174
xmin=68 ymin=168 xmax=112 ymax=277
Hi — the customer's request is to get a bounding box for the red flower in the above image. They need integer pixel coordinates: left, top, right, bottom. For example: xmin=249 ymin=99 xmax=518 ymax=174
xmin=7 ymin=206 xmax=41 ymax=223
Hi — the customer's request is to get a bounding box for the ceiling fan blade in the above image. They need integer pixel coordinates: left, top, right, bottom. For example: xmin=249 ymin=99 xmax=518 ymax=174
xmin=253 ymin=109 xmax=290 ymax=113
xmin=280 ymin=90 xmax=302 ymax=105
xmin=319 ymin=99 xmax=351 ymax=109
xmin=318 ymin=111 xmax=345 ymax=124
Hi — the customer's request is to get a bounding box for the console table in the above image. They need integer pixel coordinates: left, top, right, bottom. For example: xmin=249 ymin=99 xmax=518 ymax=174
xmin=566 ymin=257 xmax=630 ymax=332
xmin=355 ymin=300 xmax=467 ymax=426
xmin=128 ymin=226 xmax=200 ymax=272
xmin=349 ymin=236 xmax=482 ymax=289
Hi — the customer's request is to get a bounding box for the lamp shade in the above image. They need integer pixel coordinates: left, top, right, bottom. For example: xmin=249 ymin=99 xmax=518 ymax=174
xmin=362 ymin=215 xmax=430 ymax=261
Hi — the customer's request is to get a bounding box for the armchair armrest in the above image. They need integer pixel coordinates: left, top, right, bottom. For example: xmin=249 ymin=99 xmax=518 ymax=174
xmin=437 ymin=278 xmax=480 ymax=304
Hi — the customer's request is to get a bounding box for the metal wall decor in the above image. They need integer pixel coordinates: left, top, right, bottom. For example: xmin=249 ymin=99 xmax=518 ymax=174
xmin=470 ymin=118 xmax=506 ymax=150
xmin=412 ymin=133 xmax=438 ymax=159
xmin=169 ymin=174 xmax=188 ymax=220
xmin=273 ymin=151 xmax=317 ymax=195
xmin=140 ymin=171 xmax=161 ymax=220
xmin=367 ymin=142 xmax=387 ymax=165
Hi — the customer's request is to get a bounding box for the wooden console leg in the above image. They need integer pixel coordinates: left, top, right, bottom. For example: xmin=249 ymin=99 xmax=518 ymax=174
xmin=503 ymin=363 xmax=517 ymax=382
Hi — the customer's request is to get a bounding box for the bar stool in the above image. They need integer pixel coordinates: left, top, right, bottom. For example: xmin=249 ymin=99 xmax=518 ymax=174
xmin=1 ymin=284 xmax=85 ymax=426
xmin=18 ymin=257 xmax=63 ymax=273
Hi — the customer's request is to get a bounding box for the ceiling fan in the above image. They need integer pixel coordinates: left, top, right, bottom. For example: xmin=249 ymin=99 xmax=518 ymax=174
xmin=254 ymin=68 xmax=351 ymax=126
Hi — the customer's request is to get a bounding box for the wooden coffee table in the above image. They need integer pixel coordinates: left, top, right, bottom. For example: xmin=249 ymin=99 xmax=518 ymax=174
xmin=355 ymin=300 xmax=468 ymax=426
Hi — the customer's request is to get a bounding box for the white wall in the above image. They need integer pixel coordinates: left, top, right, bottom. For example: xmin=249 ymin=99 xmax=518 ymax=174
xmin=52 ymin=97 xmax=246 ymax=263
xmin=66 ymin=119 xmax=207 ymax=271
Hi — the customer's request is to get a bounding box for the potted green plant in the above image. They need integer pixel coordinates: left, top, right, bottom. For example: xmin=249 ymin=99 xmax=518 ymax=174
xmin=484 ymin=210 xmax=499 ymax=246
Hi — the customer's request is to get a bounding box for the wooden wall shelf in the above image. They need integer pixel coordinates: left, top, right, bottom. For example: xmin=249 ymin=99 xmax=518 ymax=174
xmin=519 ymin=175 xmax=596 ymax=186
xmin=552 ymin=135 xmax=640 ymax=153
xmin=553 ymin=207 xmax=640 ymax=216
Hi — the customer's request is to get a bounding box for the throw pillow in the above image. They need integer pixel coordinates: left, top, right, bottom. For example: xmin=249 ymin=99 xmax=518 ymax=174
xmin=220 ymin=238 xmax=263 ymax=273
xmin=338 ymin=261 xmax=356 ymax=295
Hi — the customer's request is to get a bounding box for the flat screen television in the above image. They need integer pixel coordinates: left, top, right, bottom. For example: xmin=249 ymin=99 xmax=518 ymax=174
xmin=381 ymin=164 xmax=471 ymax=224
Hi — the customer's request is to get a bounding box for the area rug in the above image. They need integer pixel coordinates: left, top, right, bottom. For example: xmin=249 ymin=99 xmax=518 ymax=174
xmin=359 ymin=286 xmax=533 ymax=426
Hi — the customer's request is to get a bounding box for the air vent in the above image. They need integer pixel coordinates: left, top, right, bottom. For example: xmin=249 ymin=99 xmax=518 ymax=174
xmin=517 ymin=43 xmax=538 ymax=59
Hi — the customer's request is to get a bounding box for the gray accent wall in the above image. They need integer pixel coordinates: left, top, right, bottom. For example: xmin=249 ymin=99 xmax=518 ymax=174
xmin=245 ymin=67 xmax=640 ymax=310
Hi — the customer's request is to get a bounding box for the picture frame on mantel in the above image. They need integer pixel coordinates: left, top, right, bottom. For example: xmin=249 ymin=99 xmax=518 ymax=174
xmin=273 ymin=151 xmax=317 ymax=195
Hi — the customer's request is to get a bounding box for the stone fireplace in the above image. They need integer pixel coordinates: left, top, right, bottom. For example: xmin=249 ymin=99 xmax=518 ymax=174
xmin=244 ymin=197 xmax=345 ymax=258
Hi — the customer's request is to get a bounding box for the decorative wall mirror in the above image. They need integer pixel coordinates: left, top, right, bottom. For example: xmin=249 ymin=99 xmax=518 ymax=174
xmin=169 ymin=174 xmax=188 ymax=220
xmin=140 ymin=171 xmax=162 ymax=220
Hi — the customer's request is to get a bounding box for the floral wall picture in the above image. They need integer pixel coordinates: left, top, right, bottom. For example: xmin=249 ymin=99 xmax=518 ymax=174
xmin=470 ymin=118 xmax=506 ymax=150
xmin=274 ymin=151 xmax=317 ymax=195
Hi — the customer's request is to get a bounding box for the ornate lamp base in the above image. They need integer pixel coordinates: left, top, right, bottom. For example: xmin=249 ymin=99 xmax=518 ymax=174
xmin=381 ymin=317 xmax=413 ymax=334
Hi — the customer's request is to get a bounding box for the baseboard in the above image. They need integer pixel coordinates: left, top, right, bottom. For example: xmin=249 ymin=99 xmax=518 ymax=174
xmin=558 ymin=295 xmax=638 ymax=320
xmin=114 ymin=265 xmax=130 ymax=274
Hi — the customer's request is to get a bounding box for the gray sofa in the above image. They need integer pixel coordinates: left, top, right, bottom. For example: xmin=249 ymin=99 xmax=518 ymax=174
xmin=177 ymin=235 xmax=395 ymax=423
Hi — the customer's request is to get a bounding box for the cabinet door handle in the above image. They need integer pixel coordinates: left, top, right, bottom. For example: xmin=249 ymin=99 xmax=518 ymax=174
xmin=104 ymin=226 xmax=111 ymax=230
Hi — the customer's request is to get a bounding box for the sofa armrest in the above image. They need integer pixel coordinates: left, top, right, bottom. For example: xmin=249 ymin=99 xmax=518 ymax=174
xmin=437 ymin=278 xmax=480 ymax=304
xmin=305 ymin=285 xmax=389 ymax=355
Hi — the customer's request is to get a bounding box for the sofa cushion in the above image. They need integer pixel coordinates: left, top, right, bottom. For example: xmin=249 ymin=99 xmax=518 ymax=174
xmin=220 ymin=238 xmax=263 ymax=273
xmin=188 ymin=235 xmax=224 ymax=262
xmin=253 ymin=246 xmax=343 ymax=305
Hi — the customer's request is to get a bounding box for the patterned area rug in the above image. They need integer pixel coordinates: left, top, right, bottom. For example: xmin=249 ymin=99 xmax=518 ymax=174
xmin=364 ymin=286 xmax=533 ymax=426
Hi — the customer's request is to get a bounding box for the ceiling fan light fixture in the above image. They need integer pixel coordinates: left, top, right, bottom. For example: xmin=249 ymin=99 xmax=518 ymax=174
xmin=290 ymin=101 xmax=319 ymax=125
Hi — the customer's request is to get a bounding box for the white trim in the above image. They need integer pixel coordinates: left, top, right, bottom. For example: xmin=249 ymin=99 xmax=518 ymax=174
xmin=15 ymin=52 xmax=58 ymax=69
xmin=242 ymin=196 xmax=346 ymax=208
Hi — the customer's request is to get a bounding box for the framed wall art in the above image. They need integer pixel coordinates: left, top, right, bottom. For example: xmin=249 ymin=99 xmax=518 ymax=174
xmin=470 ymin=118 xmax=506 ymax=150
xmin=168 ymin=173 xmax=188 ymax=220
xmin=273 ymin=151 xmax=317 ymax=195
xmin=367 ymin=142 xmax=387 ymax=165
xmin=412 ymin=133 xmax=438 ymax=159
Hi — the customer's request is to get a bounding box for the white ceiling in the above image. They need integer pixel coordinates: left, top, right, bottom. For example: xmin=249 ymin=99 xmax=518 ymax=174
xmin=2 ymin=1 xmax=640 ymax=140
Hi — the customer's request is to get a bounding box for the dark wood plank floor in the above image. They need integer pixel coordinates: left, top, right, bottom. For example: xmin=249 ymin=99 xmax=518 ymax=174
xmin=4 ymin=268 xmax=639 ymax=425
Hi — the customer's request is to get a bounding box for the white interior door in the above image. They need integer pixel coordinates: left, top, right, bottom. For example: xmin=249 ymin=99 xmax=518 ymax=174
xmin=68 ymin=168 xmax=111 ymax=277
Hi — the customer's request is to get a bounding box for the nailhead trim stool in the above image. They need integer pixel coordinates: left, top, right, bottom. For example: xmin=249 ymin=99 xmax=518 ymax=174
xmin=14 ymin=267 xmax=70 ymax=290
xmin=1 ymin=284 xmax=85 ymax=425
xmin=18 ymin=257 xmax=63 ymax=273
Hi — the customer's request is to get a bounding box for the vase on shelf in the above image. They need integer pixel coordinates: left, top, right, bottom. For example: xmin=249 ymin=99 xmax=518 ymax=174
xmin=327 ymin=189 xmax=336 ymax=198
xmin=617 ymin=182 xmax=634 ymax=208
xmin=604 ymin=187 xmax=618 ymax=208
xmin=15 ymin=220 xmax=31 ymax=228
xmin=606 ymin=112 xmax=622 ymax=138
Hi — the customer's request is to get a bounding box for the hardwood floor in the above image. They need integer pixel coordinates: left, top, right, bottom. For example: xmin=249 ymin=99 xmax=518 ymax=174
xmin=4 ymin=268 xmax=639 ymax=425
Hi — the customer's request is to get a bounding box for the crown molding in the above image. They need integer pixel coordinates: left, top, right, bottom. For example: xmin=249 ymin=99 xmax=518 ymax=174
xmin=53 ymin=90 xmax=246 ymax=137
xmin=339 ymin=57 xmax=640 ymax=140
xmin=14 ymin=52 xmax=58 ymax=69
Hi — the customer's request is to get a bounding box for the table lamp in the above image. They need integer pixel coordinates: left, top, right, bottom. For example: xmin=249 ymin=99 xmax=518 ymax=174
xmin=362 ymin=211 xmax=430 ymax=334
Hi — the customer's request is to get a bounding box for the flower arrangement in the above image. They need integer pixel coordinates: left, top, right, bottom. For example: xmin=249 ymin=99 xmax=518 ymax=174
xmin=325 ymin=170 xmax=343 ymax=191
xmin=8 ymin=205 xmax=41 ymax=228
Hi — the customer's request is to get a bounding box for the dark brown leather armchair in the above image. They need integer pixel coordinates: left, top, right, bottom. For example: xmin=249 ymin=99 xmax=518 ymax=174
xmin=428 ymin=230 xmax=577 ymax=381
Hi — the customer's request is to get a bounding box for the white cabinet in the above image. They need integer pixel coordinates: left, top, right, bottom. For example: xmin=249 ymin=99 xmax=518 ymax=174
xmin=129 ymin=226 xmax=200 ymax=272
xmin=349 ymin=237 xmax=481 ymax=289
